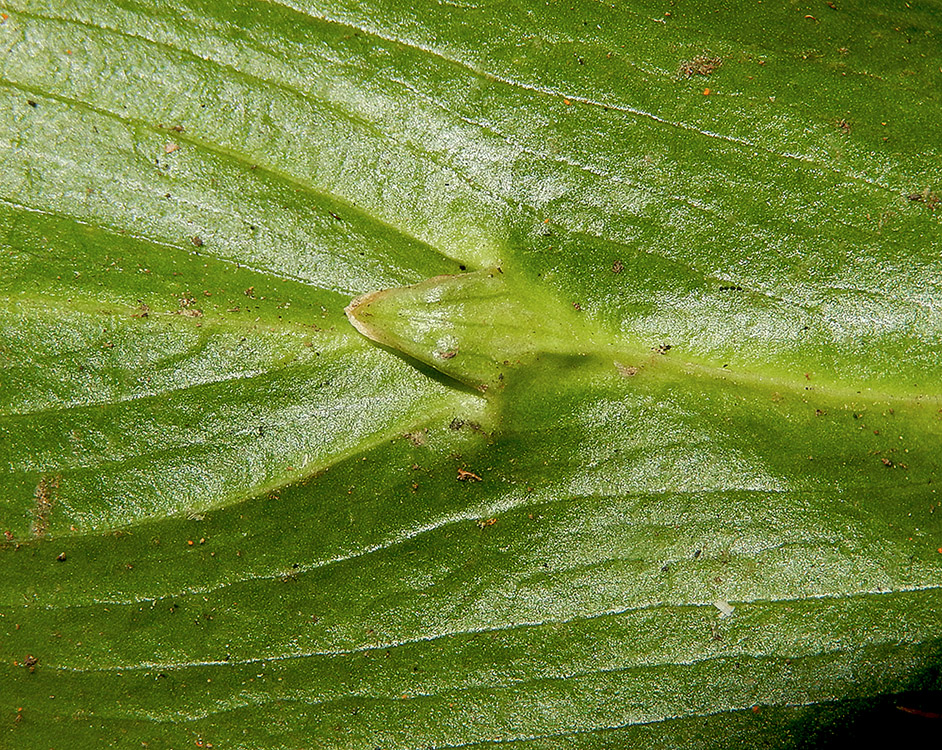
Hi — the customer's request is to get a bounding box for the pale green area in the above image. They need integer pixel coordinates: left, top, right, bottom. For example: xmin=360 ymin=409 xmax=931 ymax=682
xmin=346 ymin=270 xmax=619 ymax=390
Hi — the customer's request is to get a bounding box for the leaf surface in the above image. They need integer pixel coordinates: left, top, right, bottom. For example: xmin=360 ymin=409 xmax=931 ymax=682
xmin=1 ymin=0 xmax=941 ymax=747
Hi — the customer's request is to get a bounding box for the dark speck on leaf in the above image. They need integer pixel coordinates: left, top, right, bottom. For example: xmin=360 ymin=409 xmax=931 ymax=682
xmin=27 ymin=99 xmax=37 ymax=108
xmin=678 ymin=55 xmax=722 ymax=78
xmin=908 ymin=190 xmax=939 ymax=208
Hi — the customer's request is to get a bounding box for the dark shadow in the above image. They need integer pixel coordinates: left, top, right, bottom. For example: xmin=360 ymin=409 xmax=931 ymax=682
xmin=361 ymin=337 xmax=486 ymax=398
xmin=784 ymin=650 xmax=942 ymax=749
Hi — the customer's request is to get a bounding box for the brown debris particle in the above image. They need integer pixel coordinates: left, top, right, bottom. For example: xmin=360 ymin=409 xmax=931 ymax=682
xmin=437 ymin=350 xmax=458 ymax=359
xmin=176 ymin=295 xmax=202 ymax=317
xmin=191 ymin=235 xmax=204 ymax=247
xmin=908 ymin=189 xmax=940 ymax=209
xmin=835 ymin=118 xmax=851 ymax=133
xmin=457 ymin=468 xmax=482 ymax=482
xmin=403 ymin=431 xmax=427 ymax=447
xmin=897 ymin=705 xmax=942 ymax=720
xmin=679 ymin=54 xmax=722 ymax=78
xmin=56 ymin=552 xmax=67 ymax=562
xmin=23 ymin=655 xmax=38 ymax=672
xmin=164 ymin=143 xmax=179 ymax=154
xmin=32 ymin=476 xmax=59 ymax=538
xmin=615 ymin=362 xmax=639 ymax=377
xmin=611 ymin=259 xmax=624 ymax=274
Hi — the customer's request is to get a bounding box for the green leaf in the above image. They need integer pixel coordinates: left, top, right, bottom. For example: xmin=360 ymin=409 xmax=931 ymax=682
xmin=345 ymin=269 xmax=615 ymax=391
xmin=2 ymin=0 xmax=941 ymax=747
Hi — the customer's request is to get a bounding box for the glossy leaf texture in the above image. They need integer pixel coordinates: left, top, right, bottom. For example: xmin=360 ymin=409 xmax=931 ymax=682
xmin=1 ymin=1 xmax=941 ymax=747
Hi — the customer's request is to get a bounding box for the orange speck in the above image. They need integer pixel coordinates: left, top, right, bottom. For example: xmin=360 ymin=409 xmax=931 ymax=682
xmin=804 ymin=372 xmax=811 ymax=380
xmin=543 ymin=217 xmax=551 ymax=224
xmin=563 ymin=99 xmax=572 ymax=105
xmin=65 ymin=49 xmax=72 ymax=55
xmin=0 ymin=13 xmax=8 ymax=20
xmin=703 ymin=88 xmax=711 ymax=96
xmin=752 ymin=705 xmax=761 ymax=713
xmin=937 ymin=548 xmax=942 ymax=554
xmin=164 ymin=142 xmax=179 ymax=154
xmin=187 ymin=540 xmax=194 ymax=546
xmin=457 ymin=468 xmax=482 ymax=482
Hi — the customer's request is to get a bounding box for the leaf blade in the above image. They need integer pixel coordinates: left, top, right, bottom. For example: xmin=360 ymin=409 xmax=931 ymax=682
xmin=1 ymin=0 xmax=941 ymax=747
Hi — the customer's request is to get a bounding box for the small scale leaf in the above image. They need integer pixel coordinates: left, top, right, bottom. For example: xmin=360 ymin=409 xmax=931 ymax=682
xmin=345 ymin=270 xmax=614 ymax=390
